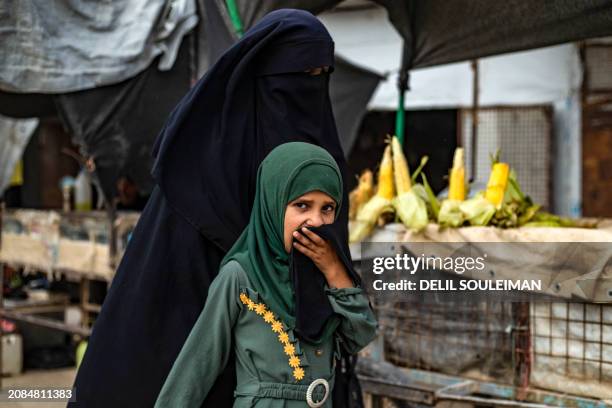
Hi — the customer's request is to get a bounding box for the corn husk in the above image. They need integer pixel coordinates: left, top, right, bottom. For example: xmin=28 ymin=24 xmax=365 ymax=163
xmin=349 ymin=145 xmax=394 ymax=243
xmin=350 ymin=196 xmax=393 ymax=242
xmin=490 ymin=168 xmax=540 ymax=228
xmin=438 ymin=199 xmax=464 ymax=227
xmin=389 ymin=136 xmax=428 ymax=232
xmin=411 ymin=156 xmax=429 ymax=185
xmin=459 ymin=194 xmax=496 ymax=226
xmin=524 ymin=212 xmax=598 ymax=228
xmin=393 ymin=189 xmax=429 ymax=232
xmin=420 ymin=173 xmax=440 ymax=219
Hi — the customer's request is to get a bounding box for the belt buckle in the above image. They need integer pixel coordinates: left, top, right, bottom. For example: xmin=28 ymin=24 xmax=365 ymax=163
xmin=306 ymin=378 xmax=329 ymax=408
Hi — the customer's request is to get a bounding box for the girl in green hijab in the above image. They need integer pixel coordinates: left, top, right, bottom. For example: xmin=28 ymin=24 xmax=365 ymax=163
xmin=155 ymin=142 xmax=377 ymax=408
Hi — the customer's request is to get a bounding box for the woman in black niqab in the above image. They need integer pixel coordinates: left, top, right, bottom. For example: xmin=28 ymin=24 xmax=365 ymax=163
xmin=70 ymin=9 xmax=362 ymax=408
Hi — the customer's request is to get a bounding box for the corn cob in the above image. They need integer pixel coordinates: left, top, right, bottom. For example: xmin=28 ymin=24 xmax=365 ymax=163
xmin=377 ymin=144 xmax=395 ymax=199
xmin=391 ymin=136 xmax=411 ymax=194
xmin=448 ymin=148 xmax=465 ymax=201
xmin=485 ymin=162 xmax=510 ymax=209
xmin=349 ymin=146 xmax=394 ymax=243
xmin=390 ymin=136 xmax=428 ymax=232
xmin=348 ymin=170 xmax=374 ymax=220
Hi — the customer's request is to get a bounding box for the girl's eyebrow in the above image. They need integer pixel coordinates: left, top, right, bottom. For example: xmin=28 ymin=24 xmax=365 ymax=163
xmin=293 ymin=198 xmax=336 ymax=206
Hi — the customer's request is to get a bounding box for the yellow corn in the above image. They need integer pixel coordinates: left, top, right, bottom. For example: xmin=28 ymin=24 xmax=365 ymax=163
xmin=349 ymin=145 xmax=395 ymax=242
xmin=448 ymin=148 xmax=465 ymax=201
xmin=348 ymin=170 xmax=373 ymax=220
xmin=391 ymin=136 xmax=411 ymax=195
xmin=377 ymin=144 xmax=395 ymax=199
xmin=485 ymin=162 xmax=510 ymax=208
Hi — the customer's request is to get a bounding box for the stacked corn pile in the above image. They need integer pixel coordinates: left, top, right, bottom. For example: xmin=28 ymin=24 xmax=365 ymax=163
xmin=348 ymin=140 xmax=596 ymax=243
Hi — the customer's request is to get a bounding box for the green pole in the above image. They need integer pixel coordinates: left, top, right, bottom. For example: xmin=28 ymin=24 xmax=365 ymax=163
xmin=396 ymin=39 xmax=411 ymax=147
xmin=395 ymin=89 xmax=405 ymax=146
xmin=225 ymin=0 xmax=244 ymax=37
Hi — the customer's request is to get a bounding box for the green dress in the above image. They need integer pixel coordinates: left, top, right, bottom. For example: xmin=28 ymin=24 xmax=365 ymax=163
xmin=154 ymin=259 xmax=377 ymax=407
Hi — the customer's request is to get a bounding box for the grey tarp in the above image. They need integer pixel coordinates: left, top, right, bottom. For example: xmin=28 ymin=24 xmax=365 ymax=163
xmin=0 ymin=0 xmax=198 ymax=93
xmin=0 ymin=115 xmax=38 ymax=194
xmin=4 ymin=0 xmax=612 ymax=92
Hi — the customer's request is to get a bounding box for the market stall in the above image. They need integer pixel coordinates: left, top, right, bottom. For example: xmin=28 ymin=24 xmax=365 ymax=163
xmin=0 ymin=208 xmax=139 ymax=379
xmin=352 ymin=223 xmax=612 ymax=401
xmin=347 ymin=139 xmax=612 ymax=402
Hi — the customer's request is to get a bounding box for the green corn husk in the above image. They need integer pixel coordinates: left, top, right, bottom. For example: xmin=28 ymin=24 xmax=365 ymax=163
xmin=517 ymin=204 xmax=541 ymax=225
xmin=411 ymin=183 xmax=429 ymax=203
xmin=489 ymin=166 xmax=540 ymax=228
xmin=420 ymin=173 xmax=440 ymax=219
xmin=349 ymin=195 xmax=393 ymax=243
xmin=505 ymin=169 xmax=526 ymax=204
xmin=410 ymin=156 xmax=429 ymax=184
xmin=459 ymin=194 xmax=496 ymax=226
xmin=522 ymin=220 xmax=563 ymax=227
xmin=393 ymin=189 xmax=429 ymax=232
xmin=438 ymin=199 xmax=464 ymax=227
xmin=526 ymin=212 xmax=598 ymax=228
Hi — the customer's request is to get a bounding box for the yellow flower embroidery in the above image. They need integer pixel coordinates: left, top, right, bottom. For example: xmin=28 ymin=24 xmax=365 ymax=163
xmin=283 ymin=343 xmax=296 ymax=356
xmin=241 ymin=293 xmax=305 ymax=382
xmin=278 ymin=332 xmax=289 ymax=344
xmin=271 ymin=321 xmax=283 ymax=333
xmin=255 ymin=303 xmax=267 ymax=315
xmin=289 ymin=355 xmax=301 ymax=368
xmin=263 ymin=311 xmax=275 ymax=323
xmin=293 ymin=367 xmax=305 ymax=381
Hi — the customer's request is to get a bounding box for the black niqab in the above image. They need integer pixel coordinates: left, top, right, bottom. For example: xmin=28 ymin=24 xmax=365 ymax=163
xmin=70 ymin=9 xmax=362 ymax=408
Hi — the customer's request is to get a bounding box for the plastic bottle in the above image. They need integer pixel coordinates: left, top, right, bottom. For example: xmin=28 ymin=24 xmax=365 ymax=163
xmin=74 ymin=169 xmax=92 ymax=211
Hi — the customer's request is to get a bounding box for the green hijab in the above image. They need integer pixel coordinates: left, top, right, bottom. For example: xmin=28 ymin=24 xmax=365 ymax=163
xmin=220 ymin=142 xmax=343 ymax=334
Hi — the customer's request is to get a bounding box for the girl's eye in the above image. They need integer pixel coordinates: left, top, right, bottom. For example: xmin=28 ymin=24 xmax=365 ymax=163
xmin=323 ymin=205 xmax=335 ymax=212
xmin=295 ymin=202 xmax=308 ymax=210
